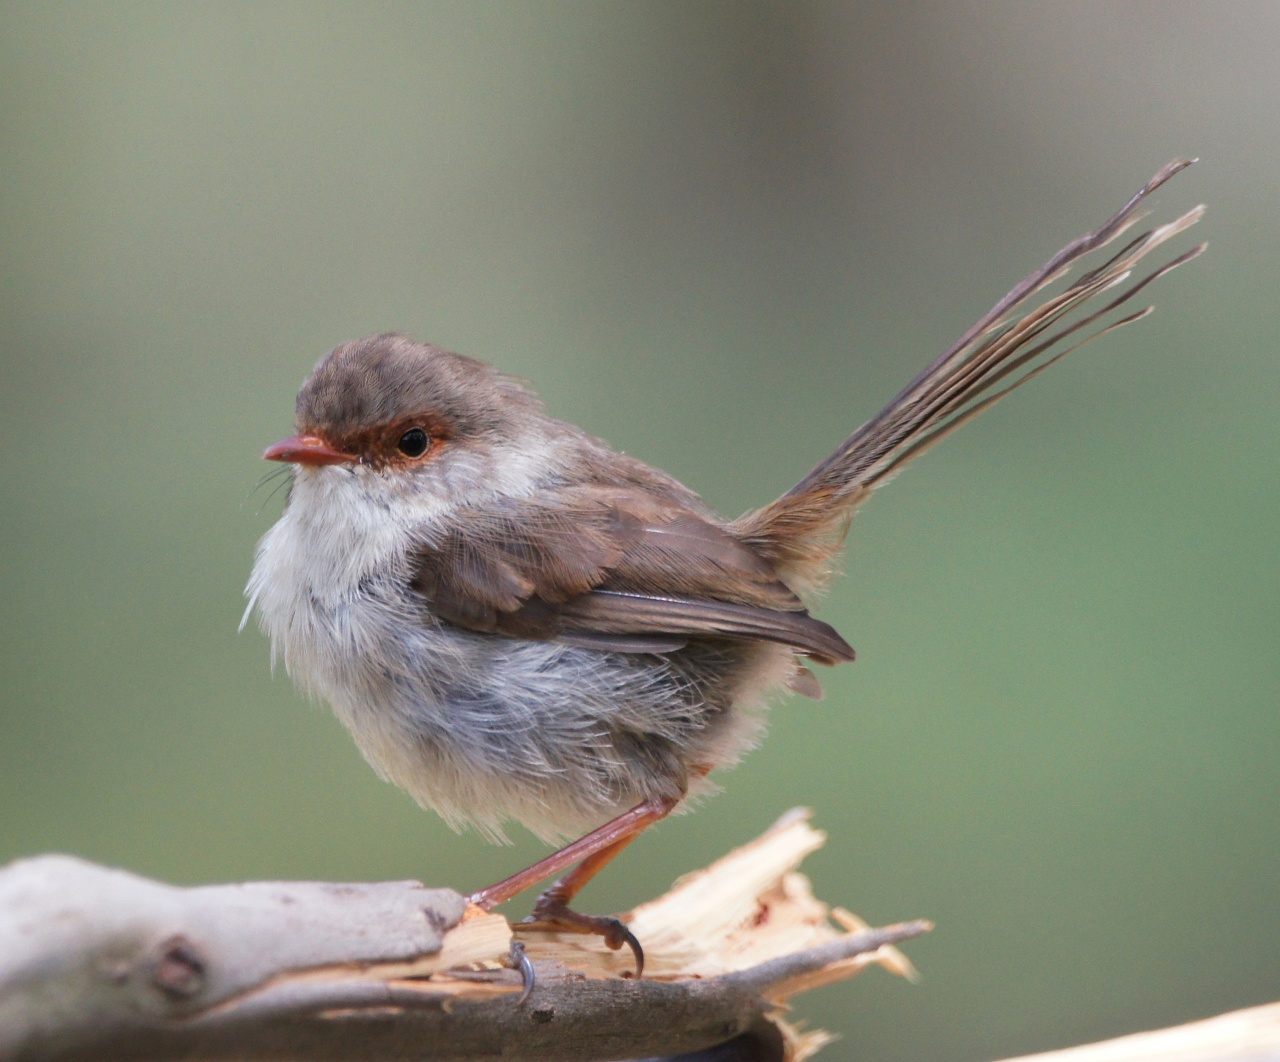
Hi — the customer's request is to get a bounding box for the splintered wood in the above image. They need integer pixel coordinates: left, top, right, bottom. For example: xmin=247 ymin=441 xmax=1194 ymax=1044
xmin=508 ymin=807 xmax=918 ymax=989
xmin=382 ymin=810 xmax=926 ymax=1061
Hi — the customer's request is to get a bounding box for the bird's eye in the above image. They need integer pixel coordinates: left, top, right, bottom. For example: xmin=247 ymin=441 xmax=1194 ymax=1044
xmin=397 ymin=427 xmax=430 ymax=458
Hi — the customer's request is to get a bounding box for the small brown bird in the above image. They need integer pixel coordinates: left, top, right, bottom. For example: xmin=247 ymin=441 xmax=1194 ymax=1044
xmin=246 ymin=161 xmax=1202 ymax=973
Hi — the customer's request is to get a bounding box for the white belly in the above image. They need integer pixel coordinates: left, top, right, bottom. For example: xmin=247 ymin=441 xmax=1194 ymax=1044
xmin=246 ymin=467 xmax=787 ymax=844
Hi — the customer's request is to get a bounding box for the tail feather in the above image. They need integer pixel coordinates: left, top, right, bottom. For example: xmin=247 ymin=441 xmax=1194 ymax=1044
xmin=734 ymin=159 xmax=1205 ymax=593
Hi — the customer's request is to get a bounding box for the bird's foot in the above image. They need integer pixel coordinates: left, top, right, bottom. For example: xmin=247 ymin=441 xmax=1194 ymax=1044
xmin=523 ymin=892 xmax=644 ymax=978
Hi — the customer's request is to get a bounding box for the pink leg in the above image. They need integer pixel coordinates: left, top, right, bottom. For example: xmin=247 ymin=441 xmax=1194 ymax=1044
xmin=471 ymin=769 xmax=709 ymax=980
xmin=469 ymin=794 xmax=677 ymax=910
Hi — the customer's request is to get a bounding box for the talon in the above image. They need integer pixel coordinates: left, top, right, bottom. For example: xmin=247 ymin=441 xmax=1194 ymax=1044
xmin=506 ymin=940 xmax=536 ymax=1005
xmin=605 ymin=918 xmax=644 ymax=978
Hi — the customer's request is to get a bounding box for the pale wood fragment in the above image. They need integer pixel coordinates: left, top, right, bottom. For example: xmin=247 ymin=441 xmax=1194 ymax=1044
xmin=995 ymin=999 xmax=1280 ymax=1062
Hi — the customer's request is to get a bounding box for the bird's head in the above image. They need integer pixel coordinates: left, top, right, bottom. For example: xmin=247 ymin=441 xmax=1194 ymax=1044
xmin=263 ymin=334 xmax=556 ymax=516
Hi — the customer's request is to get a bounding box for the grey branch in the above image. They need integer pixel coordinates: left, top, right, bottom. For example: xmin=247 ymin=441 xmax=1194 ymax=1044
xmin=0 ymin=811 xmax=928 ymax=1062
xmin=6 ymin=807 xmax=1276 ymax=1062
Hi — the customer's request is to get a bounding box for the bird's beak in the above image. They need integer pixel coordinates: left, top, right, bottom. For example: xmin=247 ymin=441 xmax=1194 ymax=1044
xmin=262 ymin=434 xmax=355 ymax=466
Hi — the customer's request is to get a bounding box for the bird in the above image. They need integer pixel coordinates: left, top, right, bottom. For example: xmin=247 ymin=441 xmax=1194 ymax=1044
xmin=245 ymin=161 xmax=1201 ymax=974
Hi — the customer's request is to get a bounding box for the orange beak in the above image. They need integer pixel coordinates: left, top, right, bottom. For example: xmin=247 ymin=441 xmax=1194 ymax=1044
xmin=262 ymin=434 xmax=355 ymax=466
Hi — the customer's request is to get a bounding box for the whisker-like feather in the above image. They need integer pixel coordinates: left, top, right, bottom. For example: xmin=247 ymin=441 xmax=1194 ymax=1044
xmin=246 ymin=465 xmax=293 ymax=513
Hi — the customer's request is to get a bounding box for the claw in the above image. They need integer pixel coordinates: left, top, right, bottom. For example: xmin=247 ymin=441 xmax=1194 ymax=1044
xmin=601 ymin=917 xmax=645 ymax=978
xmin=506 ymin=939 xmax=536 ymax=1005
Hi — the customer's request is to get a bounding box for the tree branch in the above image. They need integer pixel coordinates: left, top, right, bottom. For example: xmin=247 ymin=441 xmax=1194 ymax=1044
xmin=0 ymin=810 xmax=926 ymax=1061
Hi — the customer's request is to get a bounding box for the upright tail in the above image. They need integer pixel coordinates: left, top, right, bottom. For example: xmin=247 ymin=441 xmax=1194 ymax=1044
xmin=734 ymin=159 xmax=1205 ymax=594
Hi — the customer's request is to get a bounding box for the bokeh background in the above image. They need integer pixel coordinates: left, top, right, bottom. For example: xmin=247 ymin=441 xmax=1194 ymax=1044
xmin=2 ymin=3 xmax=1276 ymax=1059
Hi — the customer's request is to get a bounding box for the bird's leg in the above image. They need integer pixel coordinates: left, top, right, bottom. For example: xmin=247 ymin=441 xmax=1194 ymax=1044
xmin=469 ymin=794 xmax=678 ymax=977
xmin=469 ymin=794 xmax=676 ymax=909
xmin=523 ymin=829 xmax=654 ymax=976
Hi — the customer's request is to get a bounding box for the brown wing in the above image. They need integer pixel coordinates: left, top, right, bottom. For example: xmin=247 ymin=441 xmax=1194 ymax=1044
xmin=410 ymin=485 xmax=854 ymax=663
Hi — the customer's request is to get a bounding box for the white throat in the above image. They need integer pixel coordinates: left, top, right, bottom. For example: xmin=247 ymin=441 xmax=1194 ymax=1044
xmin=243 ymin=432 xmax=561 ymax=648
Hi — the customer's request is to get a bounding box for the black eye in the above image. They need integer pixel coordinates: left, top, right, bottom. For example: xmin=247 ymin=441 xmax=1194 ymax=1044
xmin=397 ymin=427 xmax=430 ymax=457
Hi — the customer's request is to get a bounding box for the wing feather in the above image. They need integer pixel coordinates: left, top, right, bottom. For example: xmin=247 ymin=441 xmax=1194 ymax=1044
xmin=410 ymin=484 xmax=853 ymax=661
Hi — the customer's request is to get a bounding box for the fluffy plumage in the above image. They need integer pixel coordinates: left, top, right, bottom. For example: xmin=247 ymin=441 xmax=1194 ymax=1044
xmin=246 ymin=162 xmax=1202 ymax=845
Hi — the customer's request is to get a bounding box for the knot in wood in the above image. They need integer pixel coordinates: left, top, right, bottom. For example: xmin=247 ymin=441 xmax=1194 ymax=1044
xmin=151 ymin=934 xmax=206 ymax=998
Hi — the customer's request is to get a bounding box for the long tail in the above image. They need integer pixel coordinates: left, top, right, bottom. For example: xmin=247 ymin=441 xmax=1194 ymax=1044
xmin=734 ymin=158 xmax=1205 ymax=592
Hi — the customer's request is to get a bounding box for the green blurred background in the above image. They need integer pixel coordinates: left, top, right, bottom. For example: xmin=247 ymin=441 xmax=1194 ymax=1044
xmin=2 ymin=3 xmax=1276 ymax=1059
